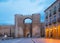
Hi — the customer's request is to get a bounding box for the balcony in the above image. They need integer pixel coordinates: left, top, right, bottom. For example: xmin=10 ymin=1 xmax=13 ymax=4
xmin=46 ymin=16 xmax=48 ymax=19
xmin=53 ymin=20 xmax=56 ymax=24
xmin=57 ymin=17 xmax=60 ymax=22
xmin=49 ymin=14 xmax=51 ymax=17
xmin=46 ymin=24 xmax=48 ymax=27
xmin=53 ymin=11 xmax=56 ymax=15
xmin=49 ymin=22 xmax=51 ymax=25
xmin=58 ymin=8 xmax=60 ymax=12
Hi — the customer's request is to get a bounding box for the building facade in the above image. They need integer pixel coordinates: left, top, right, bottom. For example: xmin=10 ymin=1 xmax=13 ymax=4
xmin=45 ymin=0 xmax=60 ymax=38
xmin=0 ymin=25 xmax=15 ymax=37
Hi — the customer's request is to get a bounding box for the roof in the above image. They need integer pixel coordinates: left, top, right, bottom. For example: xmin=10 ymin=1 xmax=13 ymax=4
xmin=44 ymin=0 xmax=57 ymax=12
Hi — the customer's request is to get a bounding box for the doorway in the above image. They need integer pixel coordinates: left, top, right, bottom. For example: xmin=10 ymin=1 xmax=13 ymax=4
xmin=27 ymin=33 xmax=30 ymax=38
xmin=50 ymin=30 xmax=53 ymax=38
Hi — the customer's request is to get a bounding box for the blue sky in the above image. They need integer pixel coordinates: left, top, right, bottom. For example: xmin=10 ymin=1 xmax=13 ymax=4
xmin=0 ymin=0 xmax=56 ymax=25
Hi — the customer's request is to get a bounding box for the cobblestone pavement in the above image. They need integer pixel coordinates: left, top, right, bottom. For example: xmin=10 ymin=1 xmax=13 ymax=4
xmin=0 ymin=38 xmax=60 ymax=43
xmin=32 ymin=38 xmax=60 ymax=43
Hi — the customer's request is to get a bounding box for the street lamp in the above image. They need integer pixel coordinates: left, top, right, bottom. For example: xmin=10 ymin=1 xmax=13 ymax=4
xmin=55 ymin=28 xmax=57 ymax=29
xmin=10 ymin=27 xmax=11 ymax=37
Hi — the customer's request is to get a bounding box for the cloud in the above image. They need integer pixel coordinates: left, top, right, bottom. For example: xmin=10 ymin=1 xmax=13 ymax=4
xmin=0 ymin=0 xmax=56 ymax=24
xmin=0 ymin=0 xmax=45 ymax=15
xmin=0 ymin=0 xmax=51 ymax=14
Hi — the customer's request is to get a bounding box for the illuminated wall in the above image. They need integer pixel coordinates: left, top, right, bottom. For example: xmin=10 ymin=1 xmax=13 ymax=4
xmin=57 ymin=24 xmax=60 ymax=38
xmin=45 ymin=27 xmax=49 ymax=38
xmin=52 ymin=25 xmax=57 ymax=38
xmin=45 ymin=25 xmax=58 ymax=38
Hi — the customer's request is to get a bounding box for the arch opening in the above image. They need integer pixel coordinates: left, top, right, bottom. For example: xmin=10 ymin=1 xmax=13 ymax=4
xmin=24 ymin=18 xmax=32 ymax=24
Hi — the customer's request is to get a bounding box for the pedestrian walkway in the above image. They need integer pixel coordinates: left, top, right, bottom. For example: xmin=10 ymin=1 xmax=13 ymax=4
xmin=0 ymin=38 xmax=60 ymax=43
xmin=32 ymin=38 xmax=60 ymax=43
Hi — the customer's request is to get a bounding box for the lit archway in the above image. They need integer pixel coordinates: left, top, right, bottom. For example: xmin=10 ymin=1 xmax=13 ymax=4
xmin=23 ymin=18 xmax=32 ymax=37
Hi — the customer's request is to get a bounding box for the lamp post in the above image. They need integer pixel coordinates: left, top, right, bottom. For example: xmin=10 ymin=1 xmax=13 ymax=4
xmin=10 ymin=27 xmax=11 ymax=37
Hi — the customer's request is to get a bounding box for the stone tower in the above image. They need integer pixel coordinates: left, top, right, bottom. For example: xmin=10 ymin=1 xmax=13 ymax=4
xmin=15 ymin=14 xmax=40 ymax=38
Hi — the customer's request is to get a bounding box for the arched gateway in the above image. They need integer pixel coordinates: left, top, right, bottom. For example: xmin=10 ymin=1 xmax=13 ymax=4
xmin=15 ymin=14 xmax=40 ymax=38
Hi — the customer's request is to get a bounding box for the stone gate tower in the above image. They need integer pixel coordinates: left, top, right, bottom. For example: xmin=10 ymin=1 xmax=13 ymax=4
xmin=15 ymin=14 xmax=40 ymax=38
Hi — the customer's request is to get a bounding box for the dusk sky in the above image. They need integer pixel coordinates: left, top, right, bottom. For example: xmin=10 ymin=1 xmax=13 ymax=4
xmin=0 ymin=0 xmax=56 ymax=25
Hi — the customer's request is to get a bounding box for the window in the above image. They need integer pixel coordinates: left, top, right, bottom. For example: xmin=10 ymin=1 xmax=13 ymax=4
xmin=53 ymin=16 xmax=56 ymax=24
xmin=59 ymin=14 xmax=60 ymax=17
xmin=46 ymin=20 xmax=48 ymax=26
xmin=46 ymin=12 xmax=48 ymax=19
xmin=58 ymin=14 xmax=60 ymax=22
xmin=46 ymin=15 xmax=48 ymax=19
xmin=53 ymin=6 xmax=56 ymax=14
xmin=58 ymin=13 xmax=60 ymax=18
xmin=54 ymin=16 xmax=56 ymax=22
xmin=49 ymin=10 xmax=52 ymax=17
xmin=58 ymin=3 xmax=60 ymax=12
xmin=49 ymin=18 xmax=52 ymax=25
xmin=59 ymin=13 xmax=60 ymax=18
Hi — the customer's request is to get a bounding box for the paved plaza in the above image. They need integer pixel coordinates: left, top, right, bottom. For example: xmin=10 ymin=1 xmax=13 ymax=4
xmin=0 ymin=38 xmax=60 ymax=43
